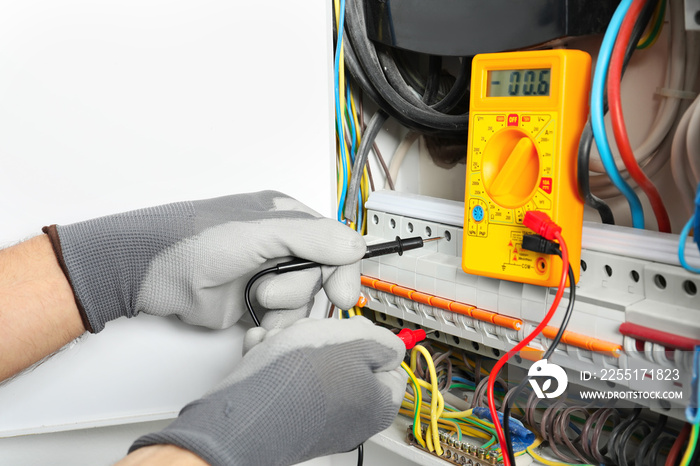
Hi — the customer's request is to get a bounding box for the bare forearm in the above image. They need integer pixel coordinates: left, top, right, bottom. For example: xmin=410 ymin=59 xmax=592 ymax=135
xmin=116 ymin=445 xmax=208 ymax=466
xmin=0 ymin=234 xmax=85 ymax=381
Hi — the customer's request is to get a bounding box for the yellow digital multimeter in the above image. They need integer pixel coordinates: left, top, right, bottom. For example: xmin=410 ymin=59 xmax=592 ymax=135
xmin=462 ymin=50 xmax=591 ymax=287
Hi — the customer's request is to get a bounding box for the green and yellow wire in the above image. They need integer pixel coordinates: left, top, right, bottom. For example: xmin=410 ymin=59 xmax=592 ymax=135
xmin=398 ymin=344 xmax=542 ymax=460
xmin=680 ymin=423 xmax=699 ymax=466
xmin=637 ymin=0 xmax=666 ymax=49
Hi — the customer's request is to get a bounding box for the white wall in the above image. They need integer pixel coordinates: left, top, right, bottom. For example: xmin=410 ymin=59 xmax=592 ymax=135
xmin=0 ymin=1 xmax=343 ymax=464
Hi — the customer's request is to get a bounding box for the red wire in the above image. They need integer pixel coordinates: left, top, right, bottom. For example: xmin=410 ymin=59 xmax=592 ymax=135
xmin=487 ymin=231 xmax=570 ymax=466
xmin=608 ymin=0 xmax=672 ymax=233
xmin=666 ymin=424 xmax=690 ymax=466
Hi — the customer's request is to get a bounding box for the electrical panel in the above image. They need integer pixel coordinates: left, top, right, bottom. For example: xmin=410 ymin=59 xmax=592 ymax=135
xmin=360 ymin=191 xmax=699 ymax=462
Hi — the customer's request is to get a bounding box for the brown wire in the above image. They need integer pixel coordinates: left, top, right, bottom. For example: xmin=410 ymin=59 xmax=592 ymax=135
xmin=473 ymin=355 xmax=483 ymax=385
xmin=542 ymin=401 xmax=584 ymax=463
xmin=554 ymin=405 xmax=591 ymax=464
xmin=365 ymin=158 xmax=375 ymax=192
xmin=525 ymin=390 xmax=551 ymax=436
xmin=432 ymin=350 xmax=453 ymax=391
xmin=586 ymin=407 xmax=620 ymax=464
xmin=471 ymin=375 xmax=507 ymax=409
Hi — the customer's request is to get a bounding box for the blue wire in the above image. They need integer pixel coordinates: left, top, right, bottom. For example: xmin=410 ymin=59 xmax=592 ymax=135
xmin=686 ymin=345 xmax=700 ymax=423
xmin=693 ymin=183 xmax=700 ymax=243
xmin=346 ymin=84 xmax=357 ymax=162
xmin=590 ymin=0 xmax=645 ymax=229
xmin=344 ymin=83 xmax=363 ymax=230
xmin=345 ymin=82 xmax=364 ymax=230
xmin=334 ymin=0 xmax=348 ymax=222
xmin=452 ymin=376 xmax=476 ymax=386
xmin=679 ymin=215 xmax=700 ymax=273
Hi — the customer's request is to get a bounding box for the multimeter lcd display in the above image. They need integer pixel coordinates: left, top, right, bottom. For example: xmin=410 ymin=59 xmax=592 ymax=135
xmin=488 ymin=69 xmax=551 ymax=97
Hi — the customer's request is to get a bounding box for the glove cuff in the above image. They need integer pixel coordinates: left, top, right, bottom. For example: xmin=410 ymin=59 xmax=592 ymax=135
xmin=42 ymin=225 xmax=94 ymax=333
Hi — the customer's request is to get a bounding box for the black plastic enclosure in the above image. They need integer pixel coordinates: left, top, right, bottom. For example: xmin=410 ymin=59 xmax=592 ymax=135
xmin=363 ymin=0 xmax=619 ymax=56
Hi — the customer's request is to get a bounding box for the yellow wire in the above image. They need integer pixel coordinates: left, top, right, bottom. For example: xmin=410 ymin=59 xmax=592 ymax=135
xmin=637 ymin=0 xmax=663 ymax=46
xmin=425 ymin=420 xmax=435 ymax=451
xmin=335 ymin=142 xmax=343 ymax=201
xmin=398 ymin=403 xmax=491 ymax=440
xmin=349 ymin=85 xmax=362 ymax=145
xmin=348 ymin=82 xmax=372 ymax=234
xmin=411 ymin=345 xmax=443 ymax=455
xmin=360 ymin=169 xmax=369 ymax=234
xmin=441 ymin=406 xmax=475 ymax=420
xmin=333 ymin=0 xmax=352 ymax=223
xmin=526 ymin=435 xmax=594 ymax=466
xmin=644 ymin=27 xmax=663 ymax=49
xmin=681 ymin=423 xmax=699 ymax=466
xmin=425 ymin=386 xmax=445 ymax=453
xmin=401 ymin=362 xmax=426 ymax=448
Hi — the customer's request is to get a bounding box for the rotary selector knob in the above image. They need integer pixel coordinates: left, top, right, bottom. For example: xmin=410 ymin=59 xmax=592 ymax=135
xmin=482 ymin=128 xmax=539 ymax=209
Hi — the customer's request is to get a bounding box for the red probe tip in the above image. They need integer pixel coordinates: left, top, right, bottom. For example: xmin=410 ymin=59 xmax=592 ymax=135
xmin=397 ymin=328 xmax=427 ymax=349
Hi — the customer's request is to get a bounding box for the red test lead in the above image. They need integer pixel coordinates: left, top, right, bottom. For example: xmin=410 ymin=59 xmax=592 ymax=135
xmin=397 ymin=328 xmax=427 ymax=349
xmin=523 ymin=211 xmax=562 ymax=240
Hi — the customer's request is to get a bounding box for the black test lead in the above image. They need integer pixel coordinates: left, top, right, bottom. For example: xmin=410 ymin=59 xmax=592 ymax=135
xmin=246 ymin=236 xmax=443 ymax=326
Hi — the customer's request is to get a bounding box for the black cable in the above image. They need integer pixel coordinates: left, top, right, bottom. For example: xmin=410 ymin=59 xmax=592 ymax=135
xmin=245 ymin=263 xmax=371 ymax=465
xmin=343 ymin=109 xmax=389 ymax=222
xmin=392 ymin=49 xmax=471 ymax=114
xmin=344 ymin=0 xmax=468 ymax=134
xmin=422 ymin=55 xmax=442 ymax=105
xmin=616 ymin=418 xmax=652 ymax=465
xmin=431 ymin=56 xmax=471 ymax=114
xmin=577 ymin=0 xmax=658 ymax=222
xmin=606 ymin=407 xmax=642 ymax=465
xmin=647 ymin=434 xmax=675 ymax=466
xmin=633 ymin=414 xmax=666 ymax=465
xmin=244 ymin=266 xmax=278 ymax=327
xmin=503 ymin=260 xmax=576 ymax=465
xmin=343 ymin=33 xmax=441 ymax=135
xmin=577 ymin=120 xmax=616 ymax=224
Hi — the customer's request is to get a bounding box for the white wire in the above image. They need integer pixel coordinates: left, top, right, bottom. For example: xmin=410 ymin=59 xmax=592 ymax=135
xmin=683 ymin=31 xmax=700 ymax=187
xmin=671 ymin=96 xmax=699 ymax=214
xmin=385 ymin=131 xmax=419 ymax=190
xmin=589 ymin=0 xmax=686 ymax=177
xmin=686 ymin=96 xmax=700 ymax=184
xmin=590 ymin=133 xmax=674 ymax=198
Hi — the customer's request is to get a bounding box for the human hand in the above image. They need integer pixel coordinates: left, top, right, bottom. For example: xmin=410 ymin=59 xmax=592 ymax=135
xmin=129 ymin=317 xmax=407 ymax=466
xmin=43 ymin=191 xmax=365 ymax=333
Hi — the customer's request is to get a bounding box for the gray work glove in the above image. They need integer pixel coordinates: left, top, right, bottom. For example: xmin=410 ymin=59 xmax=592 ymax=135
xmin=129 ymin=317 xmax=407 ymax=466
xmin=43 ymin=191 xmax=365 ymax=333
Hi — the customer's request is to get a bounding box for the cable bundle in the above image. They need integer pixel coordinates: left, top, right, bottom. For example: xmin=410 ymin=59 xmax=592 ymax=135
xmin=343 ymin=0 xmax=470 ymax=136
xmin=581 ymin=0 xmax=699 ymax=232
xmin=400 ymin=342 xmax=533 ymax=463
xmin=333 ymin=0 xmax=472 ymax=226
xmin=396 ymin=335 xmax=699 ymax=466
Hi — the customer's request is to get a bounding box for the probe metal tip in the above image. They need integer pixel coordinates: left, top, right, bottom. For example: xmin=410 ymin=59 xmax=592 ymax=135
xmin=423 ymin=236 xmax=443 ymax=243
